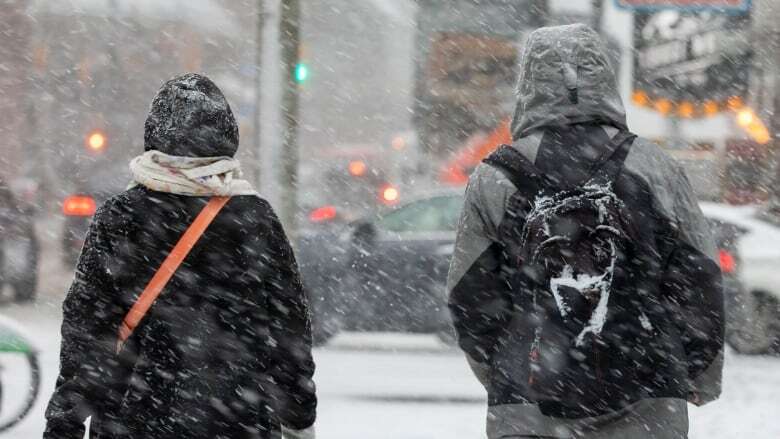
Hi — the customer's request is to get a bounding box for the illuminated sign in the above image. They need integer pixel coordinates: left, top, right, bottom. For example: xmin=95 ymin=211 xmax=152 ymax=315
xmin=632 ymin=9 xmax=751 ymax=117
xmin=616 ymin=0 xmax=750 ymax=11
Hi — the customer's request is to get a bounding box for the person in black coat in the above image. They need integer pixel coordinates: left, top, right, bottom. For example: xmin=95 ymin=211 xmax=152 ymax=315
xmin=44 ymin=73 xmax=317 ymax=439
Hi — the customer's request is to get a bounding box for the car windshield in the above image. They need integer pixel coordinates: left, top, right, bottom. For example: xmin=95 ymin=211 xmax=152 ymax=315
xmin=376 ymin=195 xmax=463 ymax=233
xmin=755 ymin=208 xmax=780 ymax=228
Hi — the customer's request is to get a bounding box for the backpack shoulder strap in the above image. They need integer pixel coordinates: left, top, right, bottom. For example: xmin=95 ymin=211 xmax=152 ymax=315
xmin=482 ymin=144 xmax=544 ymax=194
xmin=483 ymin=145 xmax=549 ymax=243
xmin=116 ymin=196 xmax=231 ymax=354
xmin=591 ymin=131 xmax=637 ymax=183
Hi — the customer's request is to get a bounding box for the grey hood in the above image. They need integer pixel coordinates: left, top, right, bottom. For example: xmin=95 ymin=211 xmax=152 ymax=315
xmin=511 ymin=24 xmax=627 ymax=140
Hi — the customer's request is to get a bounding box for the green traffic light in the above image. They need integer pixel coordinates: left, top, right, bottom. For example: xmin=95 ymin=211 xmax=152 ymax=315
xmin=294 ymin=62 xmax=309 ymax=83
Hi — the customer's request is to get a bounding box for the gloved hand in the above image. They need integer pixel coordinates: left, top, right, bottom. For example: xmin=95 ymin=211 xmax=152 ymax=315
xmin=282 ymin=425 xmax=315 ymax=439
xmin=687 ymin=392 xmax=702 ymax=406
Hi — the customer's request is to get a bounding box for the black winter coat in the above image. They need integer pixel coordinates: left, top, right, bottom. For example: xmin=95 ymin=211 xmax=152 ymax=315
xmin=44 ymin=187 xmax=316 ymax=439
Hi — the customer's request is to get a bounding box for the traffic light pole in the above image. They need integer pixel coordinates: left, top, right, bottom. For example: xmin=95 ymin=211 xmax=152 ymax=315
xmin=279 ymin=0 xmax=302 ymax=236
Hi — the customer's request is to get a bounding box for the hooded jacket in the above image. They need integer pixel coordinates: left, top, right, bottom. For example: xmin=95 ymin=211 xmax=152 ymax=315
xmin=144 ymin=73 xmax=240 ymax=158
xmin=447 ymin=25 xmax=723 ymax=439
xmin=44 ymin=74 xmax=316 ymax=439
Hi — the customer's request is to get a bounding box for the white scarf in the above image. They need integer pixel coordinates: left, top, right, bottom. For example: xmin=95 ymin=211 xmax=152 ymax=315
xmin=129 ymin=150 xmax=258 ymax=196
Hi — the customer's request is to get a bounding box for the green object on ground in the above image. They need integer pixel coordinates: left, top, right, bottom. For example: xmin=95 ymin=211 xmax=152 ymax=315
xmin=0 ymin=316 xmax=36 ymax=354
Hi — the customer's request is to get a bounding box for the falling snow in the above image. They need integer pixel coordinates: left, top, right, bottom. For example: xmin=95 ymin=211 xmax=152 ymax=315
xmin=0 ymin=0 xmax=778 ymax=438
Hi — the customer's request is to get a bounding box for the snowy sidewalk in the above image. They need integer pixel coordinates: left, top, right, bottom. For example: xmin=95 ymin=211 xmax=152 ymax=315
xmin=0 ymin=301 xmax=778 ymax=438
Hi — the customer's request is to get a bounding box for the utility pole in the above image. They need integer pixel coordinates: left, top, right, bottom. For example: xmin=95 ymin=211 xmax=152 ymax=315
xmin=279 ymin=0 xmax=302 ymax=235
xmin=592 ymin=0 xmax=604 ymax=33
xmin=529 ymin=0 xmax=549 ymax=28
xmin=254 ymin=0 xmax=265 ymax=190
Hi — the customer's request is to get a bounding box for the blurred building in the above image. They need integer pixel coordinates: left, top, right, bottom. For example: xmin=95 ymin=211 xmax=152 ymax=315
xmin=24 ymin=0 xmax=257 ymax=204
xmin=19 ymin=0 xmax=421 ymax=208
xmin=413 ymin=0 xmax=534 ymax=158
xmin=752 ymin=0 xmax=780 ymax=206
xmin=299 ymin=0 xmax=416 ymax=152
xmin=0 ymin=0 xmax=32 ymax=184
xmin=293 ymin=0 xmax=419 ymax=209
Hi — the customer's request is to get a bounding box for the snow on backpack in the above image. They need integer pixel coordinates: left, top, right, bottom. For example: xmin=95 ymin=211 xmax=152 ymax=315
xmin=484 ymin=131 xmax=662 ymax=416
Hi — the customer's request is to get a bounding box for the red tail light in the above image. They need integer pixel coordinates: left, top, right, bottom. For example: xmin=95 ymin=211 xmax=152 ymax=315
xmin=719 ymin=249 xmax=737 ymax=274
xmin=63 ymin=195 xmax=97 ymax=217
xmin=380 ymin=184 xmax=400 ymax=205
xmin=348 ymin=160 xmax=367 ymax=177
xmin=309 ymin=206 xmax=337 ymax=223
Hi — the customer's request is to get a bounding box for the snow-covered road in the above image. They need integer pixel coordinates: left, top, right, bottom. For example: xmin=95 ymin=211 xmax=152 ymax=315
xmin=0 ymin=301 xmax=778 ymax=439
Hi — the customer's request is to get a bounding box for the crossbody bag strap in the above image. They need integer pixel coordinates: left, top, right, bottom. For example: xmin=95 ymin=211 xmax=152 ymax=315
xmin=116 ymin=196 xmax=231 ymax=354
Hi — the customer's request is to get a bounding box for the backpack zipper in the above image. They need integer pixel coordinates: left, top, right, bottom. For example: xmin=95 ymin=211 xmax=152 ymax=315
xmin=595 ymin=345 xmax=604 ymax=383
xmin=529 ymin=327 xmax=542 ymax=385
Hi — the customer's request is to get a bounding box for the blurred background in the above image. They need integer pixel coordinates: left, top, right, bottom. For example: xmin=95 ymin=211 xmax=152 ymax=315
xmin=1 ymin=0 xmax=779 ymax=437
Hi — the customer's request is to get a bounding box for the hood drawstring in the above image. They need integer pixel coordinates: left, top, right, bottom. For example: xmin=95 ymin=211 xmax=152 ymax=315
xmin=557 ymin=40 xmax=580 ymax=105
xmin=562 ymin=62 xmax=579 ymax=105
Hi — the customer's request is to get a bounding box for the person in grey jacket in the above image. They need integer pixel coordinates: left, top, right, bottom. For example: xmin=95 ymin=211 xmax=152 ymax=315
xmin=447 ymin=24 xmax=723 ymax=439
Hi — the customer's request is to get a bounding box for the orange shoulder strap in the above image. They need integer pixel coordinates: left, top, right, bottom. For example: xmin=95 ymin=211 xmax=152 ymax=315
xmin=116 ymin=196 xmax=231 ymax=354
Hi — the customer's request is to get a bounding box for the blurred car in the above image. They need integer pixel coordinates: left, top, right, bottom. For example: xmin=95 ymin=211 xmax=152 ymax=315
xmin=0 ymin=186 xmax=39 ymax=303
xmin=297 ymin=190 xmax=462 ymax=345
xmin=61 ymin=194 xmax=99 ymax=268
xmin=701 ymin=203 xmax=780 ymax=354
xmin=298 ymin=190 xmax=754 ymax=349
xmin=297 ymin=142 xmax=414 ymax=227
xmin=61 ymin=161 xmax=129 ymax=268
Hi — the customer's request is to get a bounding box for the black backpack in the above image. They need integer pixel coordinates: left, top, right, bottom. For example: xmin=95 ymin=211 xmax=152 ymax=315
xmin=484 ymin=131 xmax=662 ymax=416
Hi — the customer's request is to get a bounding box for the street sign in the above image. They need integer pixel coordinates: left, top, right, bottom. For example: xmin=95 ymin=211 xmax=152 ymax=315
xmin=617 ymin=0 xmax=751 ymax=12
xmin=632 ymin=9 xmax=751 ymax=117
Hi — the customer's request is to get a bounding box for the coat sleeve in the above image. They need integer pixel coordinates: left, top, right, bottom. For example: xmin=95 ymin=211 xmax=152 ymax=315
xmin=257 ymin=201 xmax=317 ymax=430
xmin=44 ymin=203 xmax=124 ymax=438
xmin=447 ymin=164 xmax=515 ymax=383
xmin=661 ymin=166 xmax=725 ymax=405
